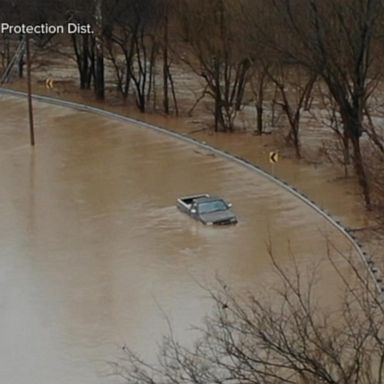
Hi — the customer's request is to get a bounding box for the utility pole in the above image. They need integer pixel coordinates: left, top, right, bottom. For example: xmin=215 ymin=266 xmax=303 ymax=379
xmin=25 ymin=34 xmax=35 ymax=146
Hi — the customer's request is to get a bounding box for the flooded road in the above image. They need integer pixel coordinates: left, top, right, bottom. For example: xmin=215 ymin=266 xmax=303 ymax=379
xmin=0 ymin=95 xmax=357 ymax=384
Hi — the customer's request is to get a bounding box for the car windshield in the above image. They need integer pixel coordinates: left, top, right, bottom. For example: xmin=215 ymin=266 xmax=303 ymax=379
xmin=198 ymin=200 xmax=227 ymax=214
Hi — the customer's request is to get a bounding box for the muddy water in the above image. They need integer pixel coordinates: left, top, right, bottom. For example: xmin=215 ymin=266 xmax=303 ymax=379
xmin=0 ymin=95 xmax=357 ymax=384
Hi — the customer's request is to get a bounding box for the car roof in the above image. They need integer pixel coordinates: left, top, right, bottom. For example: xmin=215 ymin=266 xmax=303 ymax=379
xmin=194 ymin=196 xmax=224 ymax=204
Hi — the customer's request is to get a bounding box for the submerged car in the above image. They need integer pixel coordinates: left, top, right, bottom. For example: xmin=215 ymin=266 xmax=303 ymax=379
xmin=177 ymin=194 xmax=238 ymax=225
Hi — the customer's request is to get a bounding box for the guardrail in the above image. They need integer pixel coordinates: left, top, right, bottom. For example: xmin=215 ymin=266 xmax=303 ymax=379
xmin=1 ymin=87 xmax=382 ymax=296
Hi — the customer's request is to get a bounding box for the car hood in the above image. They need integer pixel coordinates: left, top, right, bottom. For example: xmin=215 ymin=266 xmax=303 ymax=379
xmin=199 ymin=210 xmax=237 ymax=225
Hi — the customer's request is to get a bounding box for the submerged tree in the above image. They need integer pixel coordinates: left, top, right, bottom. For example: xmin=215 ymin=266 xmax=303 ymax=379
xmin=177 ymin=0 xmax=251 ymax=132
xmin=266 ymin=63 xmax=316 ymax=158
xmin=250 ymin=0 xmax=384 ymax=207
xmin=66 ymin=0 xmax=95 ymax=90
xmin=104 ymin=0 xmax=161 ymax=112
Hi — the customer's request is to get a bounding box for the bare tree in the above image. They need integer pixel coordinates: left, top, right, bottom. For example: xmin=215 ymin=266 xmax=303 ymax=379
xmin=66 ymin=0 xmax=105 ymax=98
xmin=71 ymin=32 xmax=94 ymax=90
xmin=67 ymin=2 xmax=95 ymax=90
xmin=158 ymin=0 xmax=179 ymax=115
xmin=249 ymin=62 xmax=270 ymax=135
xmin=312 ymin=84 xmax=352 ymax=176
xmin=266 ymin=64 xmax=316 ymax=158
xmin=280 ymin=0 xmax=380 ymax=207
xmin=177 ymin=0 xmax=251 ymax=132
xmin=0 ymin=0 xmax=67 ymax=79
xmin=104 ymin=0 xmax=160 ymax=112
xmin=110 ymin=245 xmax=384 ymax=384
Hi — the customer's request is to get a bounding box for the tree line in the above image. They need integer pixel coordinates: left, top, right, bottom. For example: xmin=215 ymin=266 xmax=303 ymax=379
xmin=1 ymin=0 xmax=384 ymax=210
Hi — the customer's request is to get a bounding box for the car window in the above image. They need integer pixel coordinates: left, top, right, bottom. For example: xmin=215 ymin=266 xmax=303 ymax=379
xmin=198 ymin=200 xmax=227 ymax=214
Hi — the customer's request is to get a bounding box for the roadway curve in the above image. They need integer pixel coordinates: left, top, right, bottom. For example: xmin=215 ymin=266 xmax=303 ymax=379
xmin=0 ymin=92 xmax=362 ymax=384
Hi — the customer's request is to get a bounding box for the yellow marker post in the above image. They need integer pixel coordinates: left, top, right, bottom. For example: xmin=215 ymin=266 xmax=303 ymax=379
xmin=269 ymin=151 xmax=279 ymax=164
xmin=269 ymin=151 xmax=279 ymax=176
xmin=45 ymin=78 xmax=54 ymax=89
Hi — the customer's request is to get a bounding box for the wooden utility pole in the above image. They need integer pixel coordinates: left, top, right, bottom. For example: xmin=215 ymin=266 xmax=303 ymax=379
xmin=25 ymin=34 xmax=35 ymax=146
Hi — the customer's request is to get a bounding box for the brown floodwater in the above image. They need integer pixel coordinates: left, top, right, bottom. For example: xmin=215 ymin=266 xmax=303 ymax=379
xmin=0 ymin=95 xmax=358 ymax=384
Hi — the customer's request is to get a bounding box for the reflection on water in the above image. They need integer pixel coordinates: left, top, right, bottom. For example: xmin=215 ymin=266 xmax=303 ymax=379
xmin=0 ymin=96 xmax=356 ymax=384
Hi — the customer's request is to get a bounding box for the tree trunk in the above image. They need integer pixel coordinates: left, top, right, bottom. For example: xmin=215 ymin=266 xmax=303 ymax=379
xmin=18 ymin=36 xmax=24 ymax=79
xmin=271 ymin=84 xmax=279 ymax=127
xmin=169 ymin=71 xmax=179 ymax=116
xmin=71 ymin=34 xmax=93 ymax=90
xmin=342 ymin=129 xmax=350 ymax=177
xmin=137 ymin=93 xmax=145 ymax=112
xmin=293 ymin=124 xmax=301 ymax=159
xmin=81 ymin=35 xmax=92 ymax=89
xmin=255 ymin=71 xmax=266 ymax=134
xmin=256 ymin=103 xmax=263 ymax=135
xmin=234 ymin=58 xmax=250 ymax=111
xmin=214 ymin=96 xmax=220 ymax=132
xmin=162 ymin=11 xmax=170 ymax=114
xmin=94 ymin=51 xmax=104 ymax=99
xmin=351 ymin=134 xmax=371 ymax=208
xmin=94 ymin=0 xmax=104 ymax=100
